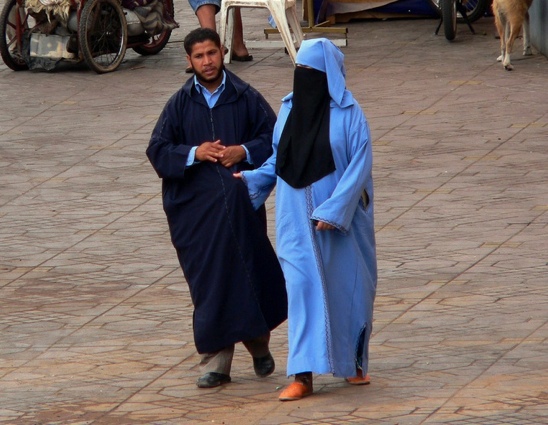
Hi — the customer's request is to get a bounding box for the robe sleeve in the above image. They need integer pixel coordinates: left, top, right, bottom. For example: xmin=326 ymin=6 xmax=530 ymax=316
xmin=241 ymin=151 xmax=277 ymax=210
xmin=146 ymin=93 xmax=193 ymax=180
xmin=240 ymin=103 xmax=289 ymax=209
xmin=311 ymin=104 xmax=373 ymax=234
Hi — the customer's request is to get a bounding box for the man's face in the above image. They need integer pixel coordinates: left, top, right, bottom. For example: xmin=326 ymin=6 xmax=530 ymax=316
xmin=187 ymin=40 xmax=223 ymax=90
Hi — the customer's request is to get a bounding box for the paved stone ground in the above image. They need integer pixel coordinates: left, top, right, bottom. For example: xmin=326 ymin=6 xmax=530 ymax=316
xmin=1 ymin=1 xmax=547 ymax=424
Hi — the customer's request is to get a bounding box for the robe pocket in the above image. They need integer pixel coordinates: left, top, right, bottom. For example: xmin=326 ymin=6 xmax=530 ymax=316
xmin=359 ymin=190 xmax=371 ymax=211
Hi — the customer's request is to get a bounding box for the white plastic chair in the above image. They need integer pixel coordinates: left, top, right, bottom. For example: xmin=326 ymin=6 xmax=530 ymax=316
xmin=218 ymin=0 xmax=304 ymax=66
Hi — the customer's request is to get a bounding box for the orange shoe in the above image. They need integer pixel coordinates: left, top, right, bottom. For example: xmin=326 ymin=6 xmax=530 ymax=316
xmin=345 ymin=373 xmax=371 ymax=385
xmin=278 ymin=381 xmax=313 ymax=401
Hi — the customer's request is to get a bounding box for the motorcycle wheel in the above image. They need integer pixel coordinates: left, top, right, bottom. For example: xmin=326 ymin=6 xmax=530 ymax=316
xmin=132 ymin=0 xmax=174 ymax=56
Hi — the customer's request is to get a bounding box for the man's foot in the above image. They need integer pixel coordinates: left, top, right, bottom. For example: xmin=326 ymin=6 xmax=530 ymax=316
xmin=253 ymin=353 xmax=275 ymax=377
xmin=231 ymin=45 xmax=252 ymax=62
xmin=279 ymin=372 xmax=313 ymax=401
xmin=196 ymin=372 xmax=231 ymax=388
xmin=231 ymin=53 xmax=253 ymax=62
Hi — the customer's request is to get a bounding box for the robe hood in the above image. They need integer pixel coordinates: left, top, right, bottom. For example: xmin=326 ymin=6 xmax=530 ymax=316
xmin=295 ymin=38 xmax=347 ymax=107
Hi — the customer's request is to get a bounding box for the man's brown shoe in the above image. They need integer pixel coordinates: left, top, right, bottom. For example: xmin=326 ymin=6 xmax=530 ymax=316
xmin=278 ymin=381 xmax=313 ymax=401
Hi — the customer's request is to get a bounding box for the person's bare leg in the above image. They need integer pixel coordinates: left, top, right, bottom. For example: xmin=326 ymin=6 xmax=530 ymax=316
xmin=231 ymin=8 xmax=250 ymax=57
xmin=195 ymin=5 xmax=248 ymax=57
xmin=195 ymin=4 xmax=216 ymax=29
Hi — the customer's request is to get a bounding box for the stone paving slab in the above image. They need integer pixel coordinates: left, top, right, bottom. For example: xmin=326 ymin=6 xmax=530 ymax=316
xmin=1 ymin=1 xmax=547 ymax=424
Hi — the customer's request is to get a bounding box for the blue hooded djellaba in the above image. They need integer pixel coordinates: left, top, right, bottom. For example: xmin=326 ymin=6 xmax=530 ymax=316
xmin=147 ymin=69 xmax=287 ymax=354
xmin=241 ymin=39 xmax=377 ymax=378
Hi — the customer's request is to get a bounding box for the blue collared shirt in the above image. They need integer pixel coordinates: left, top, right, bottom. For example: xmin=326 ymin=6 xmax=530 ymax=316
xmin=194 ymin=71 xmax=226 ymax=108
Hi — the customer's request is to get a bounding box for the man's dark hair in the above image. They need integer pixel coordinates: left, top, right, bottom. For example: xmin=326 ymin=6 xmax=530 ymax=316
xmin=184 ymin=28 xmax=222 ymax=55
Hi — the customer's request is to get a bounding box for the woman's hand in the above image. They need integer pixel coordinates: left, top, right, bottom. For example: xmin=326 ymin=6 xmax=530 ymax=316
xmin=315 ymin=221 xmax=335 ymax=231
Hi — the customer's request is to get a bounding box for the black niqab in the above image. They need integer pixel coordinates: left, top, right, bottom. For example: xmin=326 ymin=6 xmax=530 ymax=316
xmin=276 ymin=66 xmax=335 ymax=188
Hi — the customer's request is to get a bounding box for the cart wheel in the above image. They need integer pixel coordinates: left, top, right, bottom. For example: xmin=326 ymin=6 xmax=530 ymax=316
xmin=132 ymin=0 xmax=174 ymax=55
xmin=78 ymin=0 xmax=127 ymax=73
xmin=441 ymin=0 xmax=457 ymax=41
xmin=0 ymin=0 xmax=32 ymax=71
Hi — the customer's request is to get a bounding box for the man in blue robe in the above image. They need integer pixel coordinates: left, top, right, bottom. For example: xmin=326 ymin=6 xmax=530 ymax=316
xmin=146 ymin=28 xmax=287 ymax=389
xmin=237 ymin=38 xmax=377 ymax=400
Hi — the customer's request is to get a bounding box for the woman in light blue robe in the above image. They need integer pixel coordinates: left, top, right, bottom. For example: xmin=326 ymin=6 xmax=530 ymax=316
xmin=237 ymin=38 xmax=377 ymax=400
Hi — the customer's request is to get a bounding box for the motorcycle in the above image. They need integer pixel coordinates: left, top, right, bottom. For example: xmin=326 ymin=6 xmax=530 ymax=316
xmin=0 ymin=0 xmax=177 ymax=73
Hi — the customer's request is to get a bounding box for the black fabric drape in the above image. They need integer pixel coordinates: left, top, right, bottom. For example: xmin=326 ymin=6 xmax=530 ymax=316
xmin=276 ymin=66 xmax=335 ymax=188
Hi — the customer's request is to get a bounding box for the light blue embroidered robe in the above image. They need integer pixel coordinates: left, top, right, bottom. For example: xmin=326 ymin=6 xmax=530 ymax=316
xmin=241 ymin=90 xmax=377 ymax=378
